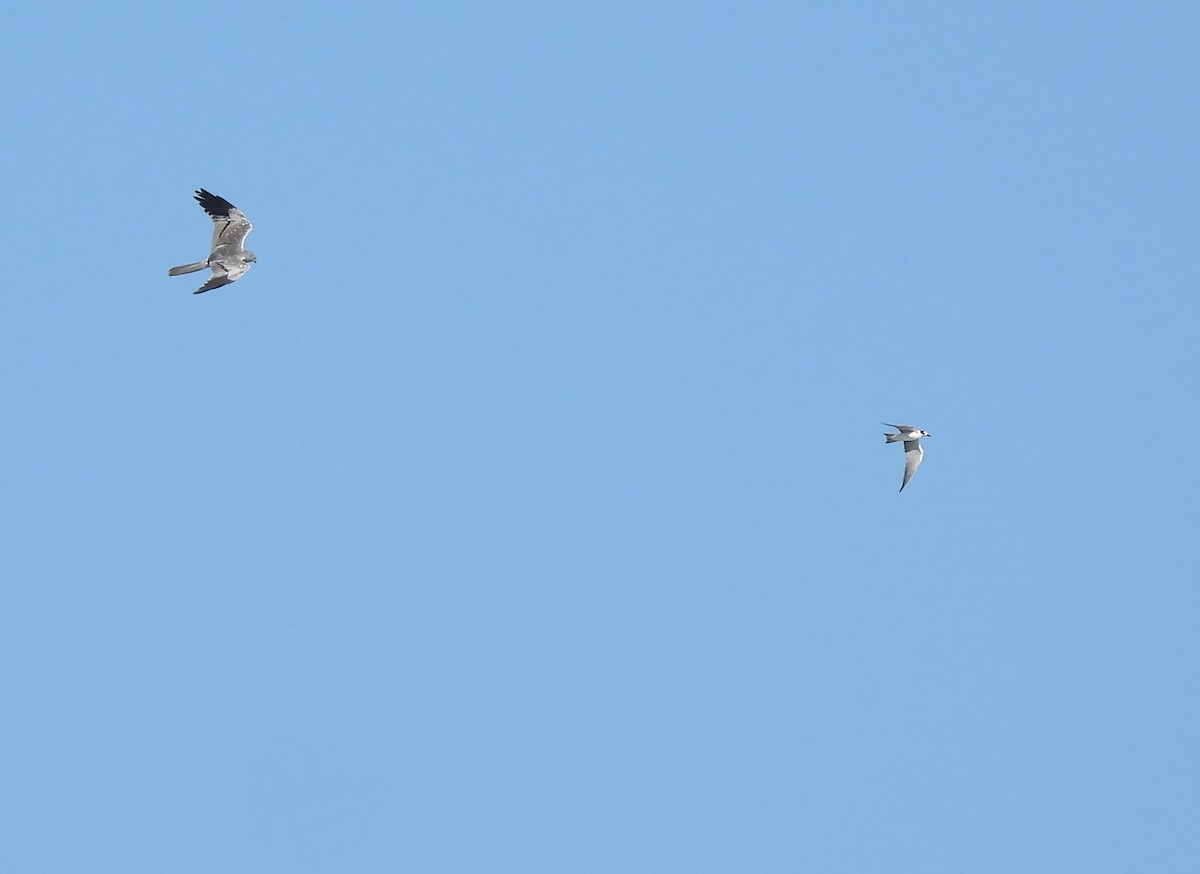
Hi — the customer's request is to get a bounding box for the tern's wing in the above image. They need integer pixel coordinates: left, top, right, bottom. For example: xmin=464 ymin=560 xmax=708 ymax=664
xmin=195 ymin=189 xmax=253 ymax=253
xmin=900 ymin=440 xmax=924 ymax=492
xmin=882 ymin=422 xmax=914 ymax=431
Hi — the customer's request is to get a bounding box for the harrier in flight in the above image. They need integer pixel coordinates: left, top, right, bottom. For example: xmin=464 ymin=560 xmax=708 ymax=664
xmin=168 ymin=189 xmax=256 ymax=294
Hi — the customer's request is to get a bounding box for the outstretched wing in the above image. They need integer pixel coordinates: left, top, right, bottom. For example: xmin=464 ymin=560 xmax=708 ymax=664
xmin=900 ymin=440 xmax=924 ymax=492
xmin=194 ymin=274 xmax=236 ymax=295
xmin=882 ymin=422 xmax=914 ymax=432
xmin=195 ymin=189 xmax=252 ymax=253
xmin=192 ymin=260 xmax=251 ymax=295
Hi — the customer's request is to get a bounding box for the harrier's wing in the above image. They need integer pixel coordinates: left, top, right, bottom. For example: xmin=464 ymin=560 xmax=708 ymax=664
xmin=195 ymin=189 xmax=252 ymax=253
xmin=900 ymin=440 xmax=924 ymax=492
xmin=191 ymin=259 xmax=251 ymax=294
xmin=193 ymin=274 xmax=236 ymax=295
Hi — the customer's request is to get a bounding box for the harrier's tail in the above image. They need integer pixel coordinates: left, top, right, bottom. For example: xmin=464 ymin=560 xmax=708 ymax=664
xmin=168 ymin=261 xmax=208 ymax=276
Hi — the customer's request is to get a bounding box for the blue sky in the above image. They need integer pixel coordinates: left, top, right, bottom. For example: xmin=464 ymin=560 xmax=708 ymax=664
xmin=2 ymin=1 xmax=1198 ymax=871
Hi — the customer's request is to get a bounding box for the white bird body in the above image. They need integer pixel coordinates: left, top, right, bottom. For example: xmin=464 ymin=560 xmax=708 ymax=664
xmin=882 ymin=423 xmax=931 ymax=492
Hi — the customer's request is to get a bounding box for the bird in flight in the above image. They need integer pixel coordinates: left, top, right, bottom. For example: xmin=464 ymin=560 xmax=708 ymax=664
xmin=883 ymin=423 xmax=931 ymax=492
xmin=168 ymin=189 xmax=256 ymax=294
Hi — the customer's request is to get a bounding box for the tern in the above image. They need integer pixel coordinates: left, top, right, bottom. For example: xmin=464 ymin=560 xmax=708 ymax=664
xmin=883 ymin=423 xmax=930 ymax=492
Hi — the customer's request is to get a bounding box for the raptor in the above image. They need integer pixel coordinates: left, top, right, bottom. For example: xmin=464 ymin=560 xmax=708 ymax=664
xmin=168 ymin=189 xmax=256 ymax=294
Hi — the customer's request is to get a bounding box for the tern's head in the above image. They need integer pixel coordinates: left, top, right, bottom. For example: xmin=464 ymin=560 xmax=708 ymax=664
xmin=920 ymin=430 xmax=931 ymax=437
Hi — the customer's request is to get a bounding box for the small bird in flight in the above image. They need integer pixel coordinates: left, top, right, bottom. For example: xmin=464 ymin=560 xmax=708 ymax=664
xmin=883 ymin=423 xmax=931 ymax=492
xmin=168 ymin=189 xmax=256 ymax=294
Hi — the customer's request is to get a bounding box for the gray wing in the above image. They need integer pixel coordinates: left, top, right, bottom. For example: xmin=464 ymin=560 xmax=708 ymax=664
xmin=900 ymin=440 xmax=924 ymax=492
xmin=194 ymin=274 xmax=235 ymax=295
xmin=195 ymin=189 xmax=252 ymax=254
xmin=882 ymin=422 xmax=914 ymax=431
xmin=192 ymin=260 xmax=251 ymax=294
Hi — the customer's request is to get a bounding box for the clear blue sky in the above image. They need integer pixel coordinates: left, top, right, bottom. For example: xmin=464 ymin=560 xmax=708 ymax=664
xmin=2 ymin=2 xmax=1198 ymax=871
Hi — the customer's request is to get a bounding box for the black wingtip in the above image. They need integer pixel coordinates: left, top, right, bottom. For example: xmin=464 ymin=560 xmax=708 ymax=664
xmin=194 ymin=188 xmax=237 ymax=218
